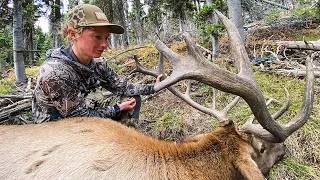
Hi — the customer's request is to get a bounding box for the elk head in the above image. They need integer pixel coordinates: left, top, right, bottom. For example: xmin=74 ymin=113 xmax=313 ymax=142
xmin=133 ymin=10 xmax=315 ymax=176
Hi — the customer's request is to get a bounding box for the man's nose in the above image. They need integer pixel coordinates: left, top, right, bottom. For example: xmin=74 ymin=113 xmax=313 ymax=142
xmin=101 ymin=40 xmax=108 ymax=48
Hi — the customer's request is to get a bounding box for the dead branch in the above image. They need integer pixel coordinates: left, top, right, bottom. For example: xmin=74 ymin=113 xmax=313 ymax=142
xmin=261 ymin=0 xmax=290 ymax=10
xmin=106 ymin=46 xmax=146 ymax=61
xmin=276 ymin=41 xmax=320 ymax=50
xmin=0 ymin=99 xmax=31 ymax=112
xmin=0 ymin=94 xmax=33 ymax=99
xmin=25 ymin=78 xmax=32 ymax=92
xmin=0 ymin=103 xmax=31 ymax=121
xmin=0 ymin=99 xmax=11 ymax=107
xmin=275 ymin=69 xmax=320 ymax=78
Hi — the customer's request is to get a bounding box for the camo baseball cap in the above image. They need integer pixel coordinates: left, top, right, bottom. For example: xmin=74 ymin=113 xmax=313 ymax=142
xmin=67 ymin=4 xmax=124 ymax=34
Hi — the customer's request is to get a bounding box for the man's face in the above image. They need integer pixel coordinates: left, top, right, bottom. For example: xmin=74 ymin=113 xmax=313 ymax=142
xmin=73 ymin=26 xmax=110 ymax=60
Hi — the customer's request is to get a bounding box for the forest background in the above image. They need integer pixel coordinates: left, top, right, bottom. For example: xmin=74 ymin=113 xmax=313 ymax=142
xmin=1 ymin=0 xmax=319 ymax=81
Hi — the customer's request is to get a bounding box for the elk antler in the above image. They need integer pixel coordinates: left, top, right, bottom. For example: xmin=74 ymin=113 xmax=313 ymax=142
xmin=134 ymin=10 xmax=314 ymax=143
xmin=133 ymin=55 xmax=240 ymax=123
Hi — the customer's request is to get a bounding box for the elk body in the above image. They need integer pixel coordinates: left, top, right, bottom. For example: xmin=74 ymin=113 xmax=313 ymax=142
xmin=0 ymin=117 xmax=271 ymax=180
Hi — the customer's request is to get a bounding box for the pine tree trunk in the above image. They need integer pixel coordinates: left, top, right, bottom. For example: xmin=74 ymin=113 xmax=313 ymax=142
xmin=116 ymin=0 xmax=129 ymax=48
xmin=29 ymin=28 xmax=35 ymax=65
xmin=179 ymin=14 xmax=184 ymax=32
xmin=134 ymin=0 xmax=144 ymax=45
xmin=50 ymin=0 xmax=62 ymax=48
xmin=227 ymin=0 xmax=245 ymax=42
xmin=207 ymin=0 xmax=220 ymax=59
xmin=110 ymin=34 xmax=117 ymax=49
xmin=13 ymin=0 xmax=26 ymax=83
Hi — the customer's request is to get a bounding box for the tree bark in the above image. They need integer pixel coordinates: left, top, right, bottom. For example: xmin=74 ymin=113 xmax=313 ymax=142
xmin=207 ymin=0 xmax=220 ymax=59
xmin=13 ymin=0 xmax=26 ymax=83
xmin=116 ymin=0 xmax=129 ymax=48
xmin=227 ymin=0 xmax=245 ymax=42
xmin=134 ymin=0 xmax=144 ymax=45
xmin=110 ymin=34 xmax=117 ymax=49
xmin=49 ymin=0 xmax=62 ymax=48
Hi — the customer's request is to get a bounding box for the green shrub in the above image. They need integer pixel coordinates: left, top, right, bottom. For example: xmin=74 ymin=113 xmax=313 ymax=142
xmin=156 ymin=111 xmax=183 ymax=131
xmin=0 ymin=78 xmax=14 ymax=94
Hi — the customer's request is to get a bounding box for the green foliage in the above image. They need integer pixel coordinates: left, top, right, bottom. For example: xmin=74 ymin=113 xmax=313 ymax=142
xmin=0 ymin=0 xmax=13 ymax=29
xmin=292 ymin=6 xmax=318 ymax=18
xmin=0 ymin=78 xmax=14 ymax=94
xmin=156 ymin=110 xmax=183 ymax=131
xmin=293 ymin=29 xmax=320 ymax=41
xmin=163 ymin=0 xmax=195 ymax=19
xmin=197 ymin=4 xmax=220 ymax=22
xmin=200 ymin=23 xmax=225 ymax=37
xmin=0 ymin=27 xmax=13 ymax=69
xmin=107 ymin=60 xmax=122 ymax=74
xmin=195 ymin=1 xmax=224 ymax=47
xmin=270 ymin=157 xmax=319 ymax=179
xmin=264 ymin=8 xmax=281 ymax=23
xmin=25 ymin=67 xmax=40 ymax=76
xmin=317 ymin=1 xmax=320 ymax=15
xmin=34 ymin=27 xmax=53 ymax=65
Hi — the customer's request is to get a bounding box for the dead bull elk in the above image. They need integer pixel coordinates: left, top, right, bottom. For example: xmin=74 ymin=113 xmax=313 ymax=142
xmin=0 ymin=11 xmax=315 ymax=180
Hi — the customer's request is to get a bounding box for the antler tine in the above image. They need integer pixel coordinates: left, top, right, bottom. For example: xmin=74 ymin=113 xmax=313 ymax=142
xmin=272 ymin=88 xmax=290 ymax=120
xmin=222 ymin=96 xmax=241 ymax=113
xmin=186 ymin=80 xmax=191 ymax=96
xmin=246 ymin=98 xmax=274 ymax=124
xmin=133 ymin=55 xmax=158 ymax=76
xmin=153 ymin=40 xmax=185 ymax=91
xmin=240 ymin=55 xmax=314 ymax=142
xmin=182 ymin=33 xmax=211 ymax=63
xmin=284 ymin=54 xmax=314 ymax=134
xmin=214 ymin=10 xmax=253 ymax=79
xmin=214 ymin=10 xmax=289 ymax=142
xmin=212 ymin=88 xmax=217 ymax=110
xmin=133 ymin=55 xmax=229 ymax=123
xmin=245 ymin=89 xmax=290 ymax=125
xmin=157 ymin=53 xmax=165 ymax=75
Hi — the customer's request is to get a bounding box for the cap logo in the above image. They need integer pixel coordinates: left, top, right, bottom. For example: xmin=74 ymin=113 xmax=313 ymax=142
xmin=94 ymin=11 xmax=108 ymax=21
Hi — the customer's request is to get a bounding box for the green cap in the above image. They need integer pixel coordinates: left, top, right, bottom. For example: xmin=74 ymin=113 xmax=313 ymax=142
xmin=67 ymin=4 xmax=124 ymax=34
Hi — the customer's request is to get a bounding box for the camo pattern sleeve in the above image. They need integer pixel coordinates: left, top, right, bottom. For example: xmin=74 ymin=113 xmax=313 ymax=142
xmin=33 ymin=60 xmax=119 ymax=123
xmin=94 ymin=60 xmax=155 ymax=96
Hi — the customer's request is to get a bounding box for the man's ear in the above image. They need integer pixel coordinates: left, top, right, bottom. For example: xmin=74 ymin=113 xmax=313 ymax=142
xmin=67 ymin=27 xmax=76 ymax=39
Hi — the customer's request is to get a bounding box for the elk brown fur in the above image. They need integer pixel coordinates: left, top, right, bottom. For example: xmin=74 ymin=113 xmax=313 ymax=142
xmin=0 ymin=117 xmax=266 ymax=180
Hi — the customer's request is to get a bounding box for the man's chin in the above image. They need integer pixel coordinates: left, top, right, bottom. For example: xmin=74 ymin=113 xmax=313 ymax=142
xmin=92 ymin=53 xmax=102 ymax=58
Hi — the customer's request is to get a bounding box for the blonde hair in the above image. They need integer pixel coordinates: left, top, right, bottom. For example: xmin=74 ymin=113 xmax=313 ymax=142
xmin=60 ymin=21 xmax=85 ymax=42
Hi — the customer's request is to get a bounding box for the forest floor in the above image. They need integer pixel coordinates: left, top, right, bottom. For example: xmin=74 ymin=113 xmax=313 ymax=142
xmin=1 ymin=16 xmax=320 ymax=179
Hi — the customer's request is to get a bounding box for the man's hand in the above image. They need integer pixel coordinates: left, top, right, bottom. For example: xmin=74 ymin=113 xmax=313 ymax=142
xmin=119 ymin=98 xmax=136 ymax=111
xmin=155 ymin=74 xmax=163 ymax=85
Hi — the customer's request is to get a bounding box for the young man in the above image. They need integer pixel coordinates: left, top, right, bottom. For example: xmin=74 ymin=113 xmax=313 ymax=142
xmin=32 ymin=4 xmax=161 ymax=123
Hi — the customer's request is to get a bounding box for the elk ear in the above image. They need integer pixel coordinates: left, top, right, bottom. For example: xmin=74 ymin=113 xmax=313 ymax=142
xmin=233 ymin=154 xmax=266 ymax=180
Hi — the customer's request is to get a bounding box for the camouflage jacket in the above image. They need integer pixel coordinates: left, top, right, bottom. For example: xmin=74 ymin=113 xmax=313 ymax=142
xmin=32 ymin=45 xmax=155 ymax=124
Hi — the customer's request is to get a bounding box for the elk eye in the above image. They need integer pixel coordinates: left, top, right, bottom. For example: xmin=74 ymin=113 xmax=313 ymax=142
xmin=260 ymin=148 xmax=265 ymax=154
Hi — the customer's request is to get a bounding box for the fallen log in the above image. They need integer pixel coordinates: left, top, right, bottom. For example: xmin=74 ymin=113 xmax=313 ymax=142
xmin=276 ymin=69 xmax=320 ymax=78
xmin=276 ymin=41 xmax=320 ymax=50
xmin=261 ymin=0 xmax=289 ymax=10
xmin=0 ymin=103 xmax=32 ymax=121
xmin=0 ymin=94 xmax=33 ymax=99
xmin=0 ymin=99 xmax=31 ymax=112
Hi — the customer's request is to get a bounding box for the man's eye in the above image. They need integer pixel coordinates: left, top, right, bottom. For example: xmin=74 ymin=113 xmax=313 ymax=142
xmin=95 ymin=36 xmax=102 ymax=40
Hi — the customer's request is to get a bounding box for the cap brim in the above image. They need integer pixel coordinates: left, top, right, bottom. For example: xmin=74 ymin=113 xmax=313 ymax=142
xmin=83 ymin=23 xmax=124 ymax=34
